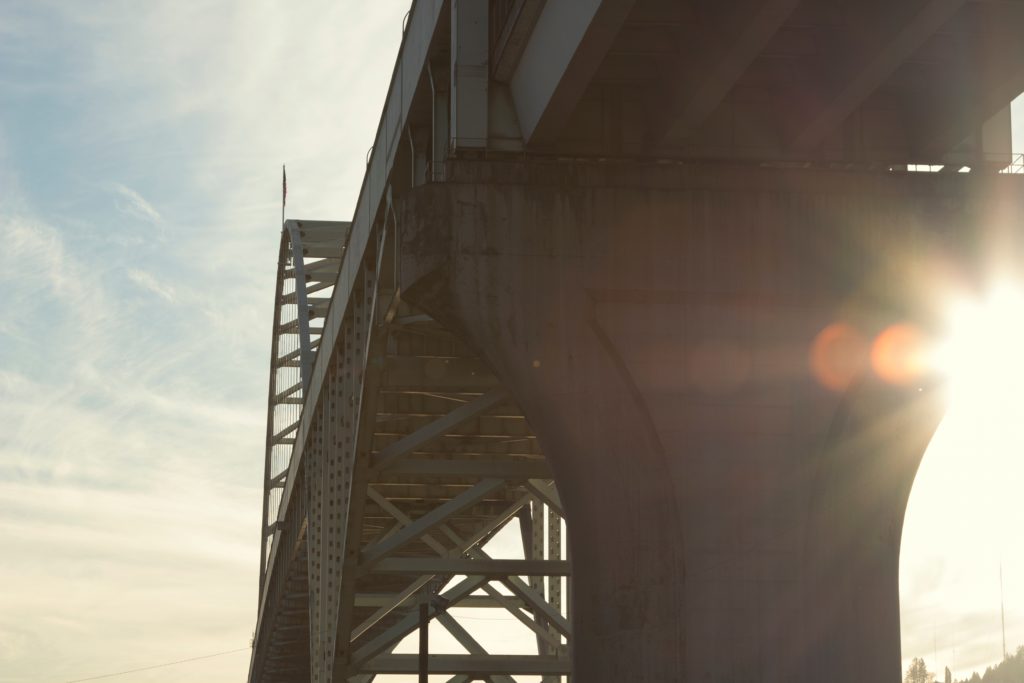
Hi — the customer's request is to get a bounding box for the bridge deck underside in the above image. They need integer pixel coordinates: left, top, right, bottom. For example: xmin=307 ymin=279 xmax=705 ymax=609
xmin=551 ymin=0 xmax=1024 ymax=163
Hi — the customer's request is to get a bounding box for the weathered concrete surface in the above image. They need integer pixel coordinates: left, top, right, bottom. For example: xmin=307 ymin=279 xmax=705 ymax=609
xmin=397 ymin=161 xmax=1022 ymax=682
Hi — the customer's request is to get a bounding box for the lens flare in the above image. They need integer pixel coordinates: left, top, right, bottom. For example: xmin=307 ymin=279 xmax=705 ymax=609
xmin=810 ymin=323 xmax=868 ymax=391
xmin=871 ymin=323 xmax=929 ymax=385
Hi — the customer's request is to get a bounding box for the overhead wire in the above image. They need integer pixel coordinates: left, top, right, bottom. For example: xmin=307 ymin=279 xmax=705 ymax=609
xmin=60 ymin=646 xmax=250 ymax=683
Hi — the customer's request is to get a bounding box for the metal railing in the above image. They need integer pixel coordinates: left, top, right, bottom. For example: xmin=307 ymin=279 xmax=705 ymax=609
xmin=896 ymin=152 xmax=1024 ymax=175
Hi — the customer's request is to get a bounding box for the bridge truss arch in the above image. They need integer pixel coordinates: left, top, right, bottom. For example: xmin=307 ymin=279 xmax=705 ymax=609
xmin=251 ymin=218 xmax=573 ymax=683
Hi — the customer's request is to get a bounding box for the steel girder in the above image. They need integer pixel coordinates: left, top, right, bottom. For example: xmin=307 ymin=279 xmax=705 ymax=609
xmin=250 ymin=218 xmax=573 ymax=683
xmin=260 ymin=220 xmax=351 ymax=596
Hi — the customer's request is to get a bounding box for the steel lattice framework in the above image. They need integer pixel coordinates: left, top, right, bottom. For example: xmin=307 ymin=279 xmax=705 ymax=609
xmin=250 ymin=219 xmax=573 ymax=682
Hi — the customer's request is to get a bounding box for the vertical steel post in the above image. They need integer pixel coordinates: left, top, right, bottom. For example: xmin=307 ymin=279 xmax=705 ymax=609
xmin=545 ymin=509 xmax=563 ymax=683
xmin=419 ymin=601 xmax=429 ymax=682
xmin=259 ymin=237 xmax=290 ymax=597
xmin=450 ymin=0 xmax=489 ymax=151
xmin=285 ymin=222 xmax=314 ymax=391
xmin=530 ymin=499 xmax=548 ymax=656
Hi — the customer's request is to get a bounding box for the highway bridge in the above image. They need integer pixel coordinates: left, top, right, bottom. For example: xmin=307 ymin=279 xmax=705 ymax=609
xmin=248 ymin=1 xmax=1024 ymax=681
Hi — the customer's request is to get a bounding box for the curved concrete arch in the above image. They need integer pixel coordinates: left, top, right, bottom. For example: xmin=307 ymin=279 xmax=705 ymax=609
xmin=394 ymin=158 xmax=1008 ymax=682
xmin=802 ymin=377 xmax=945 ymax=682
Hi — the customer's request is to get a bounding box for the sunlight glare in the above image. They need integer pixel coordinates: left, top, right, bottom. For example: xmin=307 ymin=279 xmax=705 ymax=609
xmin=901 ymin=278 xmax=1024 ymax=678
xmin=934 ymin=280 xmax=1024 ymax=411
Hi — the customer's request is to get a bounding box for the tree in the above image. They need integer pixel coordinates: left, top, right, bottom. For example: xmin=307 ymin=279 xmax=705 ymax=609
xmin=906 ymin=657 xmax=932 ymax=683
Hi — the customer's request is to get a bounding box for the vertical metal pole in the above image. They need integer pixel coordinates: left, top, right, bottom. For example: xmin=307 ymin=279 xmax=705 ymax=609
xmin=1001 ymin=562 xmax=1007 ymax=659
xmin=419 ymin=600 xmax=429 ymax=683
xmin=285 ymin=223 xmax=314 ymax=391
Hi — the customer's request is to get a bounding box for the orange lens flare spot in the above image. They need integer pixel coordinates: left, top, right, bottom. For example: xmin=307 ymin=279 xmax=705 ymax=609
xmin=810 ymin=323 xmax=868 ymax=391
xmin=871 ymin=323 xmax=927 ymax=385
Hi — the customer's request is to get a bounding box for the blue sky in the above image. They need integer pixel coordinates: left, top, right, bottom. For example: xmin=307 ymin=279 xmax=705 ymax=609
xmin=0 ymin=2 xmax=1022 ymax=682
xmin=0 ymin=2 xmax=407 ymax=681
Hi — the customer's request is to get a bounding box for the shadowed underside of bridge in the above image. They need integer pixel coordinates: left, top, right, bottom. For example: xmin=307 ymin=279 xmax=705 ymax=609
xmin=249 ymin=1 xmax=1024 ymax=682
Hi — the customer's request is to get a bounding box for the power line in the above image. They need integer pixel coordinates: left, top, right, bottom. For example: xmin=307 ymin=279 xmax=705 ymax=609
xmin=61 ymin=646 xmax=250 ymax=683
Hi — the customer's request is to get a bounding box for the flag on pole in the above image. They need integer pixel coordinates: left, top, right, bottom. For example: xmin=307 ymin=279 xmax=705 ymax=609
xmin=282 ymin=165 xmax=287 ymax=208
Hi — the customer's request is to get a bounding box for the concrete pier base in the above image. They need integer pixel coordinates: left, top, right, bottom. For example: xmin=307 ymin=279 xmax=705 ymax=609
xmin=396 ymin=161 xmax=1008 ymax=682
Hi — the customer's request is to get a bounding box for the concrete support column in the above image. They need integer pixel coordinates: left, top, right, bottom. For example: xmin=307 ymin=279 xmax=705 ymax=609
xmin=396 ymin=161 xmax=1017 ymax=682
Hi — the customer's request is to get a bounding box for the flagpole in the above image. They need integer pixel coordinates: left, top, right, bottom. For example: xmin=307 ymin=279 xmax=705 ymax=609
xmin=281 ymin=164 xmax=286 ymax=227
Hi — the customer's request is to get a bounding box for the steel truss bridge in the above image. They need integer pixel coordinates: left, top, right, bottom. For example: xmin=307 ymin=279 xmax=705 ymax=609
xmin=251 ymin=220 xmax=571 ymax=682
xmin=246 ymin=0 xmax=1024 ymax=681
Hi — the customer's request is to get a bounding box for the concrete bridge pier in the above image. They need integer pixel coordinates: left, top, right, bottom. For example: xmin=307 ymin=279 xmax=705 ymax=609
xmin=393 ymin=159 xmax=998 ymax=682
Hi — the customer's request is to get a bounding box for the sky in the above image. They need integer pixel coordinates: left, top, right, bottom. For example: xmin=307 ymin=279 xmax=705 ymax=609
xmin=0 ymin=2 xmax=1021 ymax=682
xmin=0 ymin=1 xmax=410 ymax=681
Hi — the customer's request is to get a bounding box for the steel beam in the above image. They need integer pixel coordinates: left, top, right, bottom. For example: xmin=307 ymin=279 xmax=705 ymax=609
xmin=362 ymin=654 xmax=572 ymax=675
xmin=383 ymin=458 xmax=551 ymax=479
xmin=351 ymin=574 xmax=438 ymax=642
xmin=544 ymin=509 xmax=563 ymax=683
xmin=426 ymin=509 xmax=572 ymax=637
xmin=364 ymin=487 xmax=450 ymax=557
xmin=510 ymin=0 xmax=637 ymax=145
xmin=351 ymin=494 xmax=530 ymax=641
xmin=429 ymin=534 xmax=570 ymax=638
xmin=525 ymin=479 xmax=563 ymax=517
xmin=429 ymin=59 xmax=450 ymax=183
xmin=359 ymin=478 xmax=505 ymax=569
xmin=499 ymin=573 xmax=571 ymax=637
xmin=284 ymin=223 xmax=315 ymax=390
xmin=348 ymin=575 xmax=490 ymax=671
xmin=493 ymin=0 xmax=547 ymax=83
xmin=374 ymin=389 xmax=509 ymax=468
xmin=264 ymin=2 xmax=447 ymax=621
xmin=451 ymin=0 xmax=489 ymax=150
xmin=371 ymin=557 xmax=571 ymax=576
xmin=327 ymin=232 xmax=396 ymax=680
xmin=436 ymin=613 xmax=516 ymax=683
xmin=355 ymin=593 xmax=526 ymax=609
xmin=479 ymin=583 xmax=565 ymax=650
xmin=383 ymin=357 xmax=498 ymax=390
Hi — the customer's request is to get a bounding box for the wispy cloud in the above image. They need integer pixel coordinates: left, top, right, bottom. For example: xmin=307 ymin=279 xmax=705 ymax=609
xmin=127 ymin=267 xmax=175 ymax=302
xmin=0 ymin=2 xmax=409 ymax=682
xmin=111 ymin=182 xmax=161 ymax=223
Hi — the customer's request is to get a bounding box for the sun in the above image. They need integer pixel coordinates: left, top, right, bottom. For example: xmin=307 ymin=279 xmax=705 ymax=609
xmin=900 ymin=278 xmax=1024 ymax=678
xmin=933 ymin=279 xmax=1024 ymax=412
